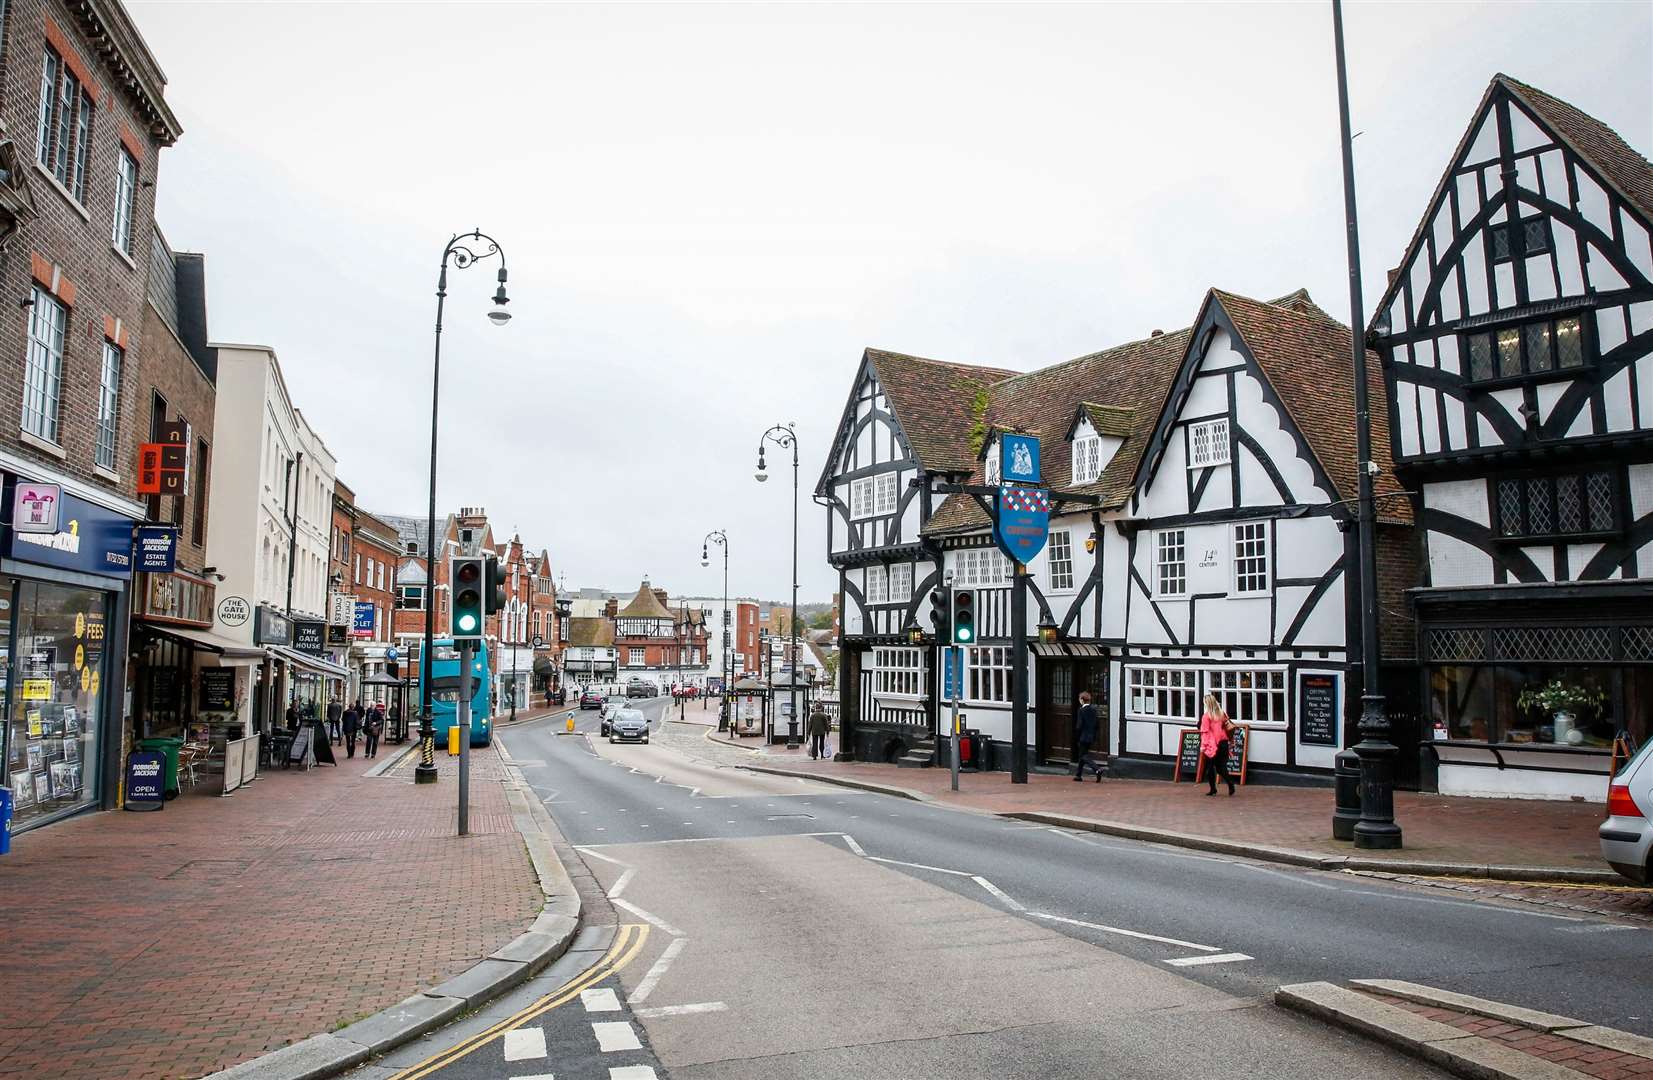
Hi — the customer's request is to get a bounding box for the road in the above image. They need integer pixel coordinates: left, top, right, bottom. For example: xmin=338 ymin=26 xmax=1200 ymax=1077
xmin=356 ymin=698 xmax=1653 ymax=1080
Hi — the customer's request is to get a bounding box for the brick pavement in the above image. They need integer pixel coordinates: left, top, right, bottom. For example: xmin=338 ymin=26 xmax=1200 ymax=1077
xmin=0 ymin=735 xmax=540 ymax=1080
xmin=1359 ymin=991 xmax=1653 ymax=1078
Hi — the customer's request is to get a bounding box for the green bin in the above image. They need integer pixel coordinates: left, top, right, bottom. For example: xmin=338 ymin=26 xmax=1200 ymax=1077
xmin=136 ymin=737 xmax=184 ymax=798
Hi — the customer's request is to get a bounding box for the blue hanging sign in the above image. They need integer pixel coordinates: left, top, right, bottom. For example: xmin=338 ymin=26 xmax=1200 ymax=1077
xmin=1000 ymin=434 xmax=1041 ymax=484
xmin=995 ymin=484 xmax=1051 ymax=565
xmin=134 ymin=525 xmax=179 ymax=573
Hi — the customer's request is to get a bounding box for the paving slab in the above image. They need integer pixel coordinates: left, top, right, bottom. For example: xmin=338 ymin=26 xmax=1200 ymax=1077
xmin=203 ymin=1034 xmax=370 ymax=1080
xmin=1350 ymin=979 xmax=1585 ymax=1032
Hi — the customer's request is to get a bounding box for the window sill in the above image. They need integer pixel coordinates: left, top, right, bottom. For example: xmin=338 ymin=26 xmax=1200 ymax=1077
xmin=17 ymin=428 xmax=67 ymax=459
xmin=93 ymin=465 xmax=120 ymax=483
xmin=31 ymin=162 xmax=91 ymax=222
xmin=1463 ymin=367 xmax=1592 ymax=391
xmin=1230 ymin=590 xmax=1272 ymax=600
xmin=1494 ymin=531 xmax=1620 ymax=545
xmin=110 ymin=243 xmax=137 ymax=272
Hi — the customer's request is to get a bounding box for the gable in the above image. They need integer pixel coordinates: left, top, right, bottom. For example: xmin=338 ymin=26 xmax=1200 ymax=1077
xmin=1373 ymin=76 xmax=1653 ymax=340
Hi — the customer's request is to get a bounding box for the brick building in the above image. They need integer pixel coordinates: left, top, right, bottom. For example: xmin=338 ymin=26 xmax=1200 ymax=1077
xmin=0 ymin=0 xmax=183 ymax=831
xmin=349 ymin=508 xmax=400 ymax=707
xmin=609 ymin=580 xmax=709 ymax=689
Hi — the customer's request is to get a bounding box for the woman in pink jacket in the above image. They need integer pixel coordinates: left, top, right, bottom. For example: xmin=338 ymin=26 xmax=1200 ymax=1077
xmin=1199 ymin=693 xmax=1236 ymax=796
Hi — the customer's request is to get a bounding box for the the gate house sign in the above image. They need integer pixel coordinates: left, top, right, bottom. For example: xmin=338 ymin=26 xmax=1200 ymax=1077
xmin=994 ymin=484 xmax=1051 ymax=565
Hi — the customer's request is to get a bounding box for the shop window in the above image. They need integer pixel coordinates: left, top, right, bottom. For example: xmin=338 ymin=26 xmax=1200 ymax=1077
xmin=1 ymin=578 xmax=110 ymax=829
xmin=872 ymin=647 xmax=923 ymax=698
xmin=1206 ymin=668 xmax=1287 ymax=725
xmin=965 ymin=645 xmax=1014 ymax=704
xmin=1125 ymin=666 xmax=1198 ymax=722
xmin=1428 ymin=663 xmax=1642 ymax=747
xmin=1493 ymin=470 xmax=1618 ymax=540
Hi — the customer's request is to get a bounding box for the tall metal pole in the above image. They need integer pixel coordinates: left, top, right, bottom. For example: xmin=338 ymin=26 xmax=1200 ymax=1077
xmin=722 ymin=541 xmax=729 ymax=720
xmin=417 ymin=256 xmax=448 ymax=786
xmin=510 ymin=564 xmax=519 ymax=723
xmin=1332 ymin=0 xmax=1401 ymax=849
xmin=789 ymin=438 xmax=800 ymax=750
xmin=1010 ymin=562 xmax=1029 ymax=783
xmin=457 ymin=640 xmax=472 ymax=835
xmin=950 ymin=645 xmax=961 ymax=792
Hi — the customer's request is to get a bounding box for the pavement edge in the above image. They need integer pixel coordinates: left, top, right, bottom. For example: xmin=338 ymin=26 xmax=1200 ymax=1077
xmin=201 ymin=739 xmax=582 ymax=1080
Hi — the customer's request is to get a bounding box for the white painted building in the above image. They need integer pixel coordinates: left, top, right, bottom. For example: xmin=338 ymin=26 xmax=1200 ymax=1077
xmin=203 ymin=343 xmax=346 ymax=736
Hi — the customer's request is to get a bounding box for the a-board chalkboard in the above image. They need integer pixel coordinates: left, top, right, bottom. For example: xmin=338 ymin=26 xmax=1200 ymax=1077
xmin=1174 ymin=728 xmax=1201 ymax=782
xmin=1225 ymin=725 xmax=1249 ymax=785
xmin=1299 ymin=674 xmax=1338 ymax=746
xmin=199 ymin=669 xmax=236 ymax=712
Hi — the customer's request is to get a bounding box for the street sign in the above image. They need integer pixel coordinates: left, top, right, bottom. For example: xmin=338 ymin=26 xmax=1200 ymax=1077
xmin=1000 ymin=433 xmax=1041 ymax=484
xmin=532 ymin=635 xmax=545 ymax=649
xmin=943 ymin=648 xmax=959 ymax=700
xmin=218 ymin=596 xmax=251 ymax=627
xmin=352 ymin=600 xmax=376 ymax=638
xmin=328 ymin=592 xmax=356 ymax=625
xmin=12 ymin=483 xmax=60 ymax=534
xmin=994 ymin=484 xmax=1051 ymax=564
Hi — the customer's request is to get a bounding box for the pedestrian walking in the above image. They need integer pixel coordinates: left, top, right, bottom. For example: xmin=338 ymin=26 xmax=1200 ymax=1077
xmin=1199 ymin=693 xmax=1237 ymax=796
xmin=364 ymin=705 xmax=383 ymax=759
xmin=285 ymin=700 xmax=299 ymax=732
xmin=326 ymin=698 xmax=342 ymax=745
xmin=343 ymin=703 xmax=361 ymax=759
xmin=1073 ymin=690 xmax=1099 ymax=781
xmin=808 ymin=703 xmax=831 ymax=760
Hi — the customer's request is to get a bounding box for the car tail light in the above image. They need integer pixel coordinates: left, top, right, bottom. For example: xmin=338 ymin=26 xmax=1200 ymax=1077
xmin=1607 ymin=783 xmax=1644 ymax=819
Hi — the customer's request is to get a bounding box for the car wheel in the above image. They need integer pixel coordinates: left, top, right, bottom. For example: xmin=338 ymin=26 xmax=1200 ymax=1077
xmin=643 ymin=737 xmax=650 ymax=744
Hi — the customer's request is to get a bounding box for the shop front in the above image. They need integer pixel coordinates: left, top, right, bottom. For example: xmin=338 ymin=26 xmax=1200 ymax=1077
xmin=1419 ymin=585 xmax=1653 ymax=801
xmin=1 ymin=479 xmax=137 ymax=833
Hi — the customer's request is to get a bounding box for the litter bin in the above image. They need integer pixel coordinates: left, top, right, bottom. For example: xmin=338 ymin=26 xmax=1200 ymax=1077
xmin=1 ymin=786 xmax=12 ymax=855
xmin=137 ymin=737 xmax=185 ymax=799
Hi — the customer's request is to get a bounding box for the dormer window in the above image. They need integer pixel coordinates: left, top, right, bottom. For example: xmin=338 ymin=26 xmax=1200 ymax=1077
xmin=1188 ymin=418 xmax=1230 ymax=469
xmin=985 ymin=444 xmax=1001 ymax=485
xmin=1072 ymin=436 xmax=1102 ymax=484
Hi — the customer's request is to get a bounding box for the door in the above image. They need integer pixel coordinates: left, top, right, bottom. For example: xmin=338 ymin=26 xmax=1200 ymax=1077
xmin=1079 ymin=661 xmax=1110 ymax=756
xmin=1038 ymin=659 xmax=1076 ymax=763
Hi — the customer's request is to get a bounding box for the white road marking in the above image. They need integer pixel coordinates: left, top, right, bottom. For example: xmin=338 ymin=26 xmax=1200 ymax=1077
xmin=1163 ymin=952 xmax=1253 ymax=967
xmin=639 ymin=824 xmax=650 ymax=828
xmin=510 ymin=1073 xmax=556 ymax=1080
xmin=612 ymin=898 xmax=686 ymax=938
xmin=633 ymin=1001 xmax=728 ymax=1018
xmin=1029 ymin=912 xmax=1223 ymax=952
xmin=840 ymin=834 xmax=867 ymax=857
xmin=609 ymin=1066 xmax=659 ymax=1080
xmin=580 ymin=988 xmax=622 ymax=1012
xmin=973 ymin=875 xmax=1025 ymax=911
xmin=607 ymin=868 xmax=636 ymax=899
xmin=502 ymin=1026 xmax=548 ymax=1061
xmin=867 ymin=856 xmax=972 ymax=877
xmin=1233 ymin=862 xmax=1341 ymax=891
xmin=576 ymin=847 xmax=630 ymax=867
xmin=592 ymin=1021 xmax=642 ymax=1052
xmin=629 ymin=937 xmax=687 ymax=1003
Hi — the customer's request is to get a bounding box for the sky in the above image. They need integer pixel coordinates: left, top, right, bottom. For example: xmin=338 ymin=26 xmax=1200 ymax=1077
xmin=130 ymin=0 xmax=1652 ymax=604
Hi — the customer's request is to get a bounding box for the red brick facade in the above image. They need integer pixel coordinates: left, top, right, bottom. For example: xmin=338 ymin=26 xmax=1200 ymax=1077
xmin=733 ymin=601 xmax=759 ymax=677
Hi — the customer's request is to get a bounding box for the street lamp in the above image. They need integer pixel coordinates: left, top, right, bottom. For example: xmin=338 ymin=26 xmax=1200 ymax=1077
xmin=702 ymin=529 xmax=730 ymax=730
xmin=417 ymin=229 xmax=511 ymax=786
xmin=754 ymin=423 xmax=800 ymax=748
xmin=1038 ymin=617 xmax=1060 ymax=646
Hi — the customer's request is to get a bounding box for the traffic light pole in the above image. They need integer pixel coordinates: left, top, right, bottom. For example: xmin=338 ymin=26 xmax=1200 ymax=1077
xmin=950 ymin=645 xmax=961 ymax=793
xmin=457 ymin=639 xmax=473 ymax=836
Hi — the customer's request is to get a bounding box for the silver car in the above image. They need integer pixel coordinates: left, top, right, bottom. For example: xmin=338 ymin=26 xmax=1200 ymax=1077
xmin=1600 ymin=739 xmax=1652 ymax=883
xmin=598 ymin=702 xmax=623 ymax=738
xmin=609 ymin=708 xmax=650 ymax=745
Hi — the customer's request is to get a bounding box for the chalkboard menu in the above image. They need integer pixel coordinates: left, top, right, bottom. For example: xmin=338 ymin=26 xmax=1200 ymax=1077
xmin=1299 ymin=674 xmax=1339 ymax=746
xmin=1225 ymin=725 xmax=1248 ymax=784
xmin=199 ymin=669 xmax=236 ymax=712
xmin=1174 ymin=728 xmax=1202 ymax=782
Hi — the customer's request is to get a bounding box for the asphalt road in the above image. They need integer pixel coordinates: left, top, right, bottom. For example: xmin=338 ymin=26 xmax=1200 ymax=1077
xmin=358 ymin=699 xmax=1652 ymax=1080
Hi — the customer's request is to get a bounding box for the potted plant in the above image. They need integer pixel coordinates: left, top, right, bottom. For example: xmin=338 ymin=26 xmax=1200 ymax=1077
xmin=1517 ymin=679 xmax=1604 ymax=744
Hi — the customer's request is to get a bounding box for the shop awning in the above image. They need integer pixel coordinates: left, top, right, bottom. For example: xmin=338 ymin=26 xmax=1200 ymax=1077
xmin=270 ymin=646 xmax=352 ymax=678
xmin=137 ymin=620 xmax=266 ymax=659
xmin=1031 ymin=643 xmax=1108 ymax=657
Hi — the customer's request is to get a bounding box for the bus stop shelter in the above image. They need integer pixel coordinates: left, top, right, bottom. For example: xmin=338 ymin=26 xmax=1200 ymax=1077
xmin=729 ymin=677 xmax=768 ymax=737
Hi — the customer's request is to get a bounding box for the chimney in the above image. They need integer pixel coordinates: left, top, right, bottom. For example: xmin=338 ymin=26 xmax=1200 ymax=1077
xmin=1150 ymin=329 xmax=1164 ymax=337
xmin=653 ymin=588 xmax=670 ymax=609
xmin=605 ymin=598 xmax=618 ymax=619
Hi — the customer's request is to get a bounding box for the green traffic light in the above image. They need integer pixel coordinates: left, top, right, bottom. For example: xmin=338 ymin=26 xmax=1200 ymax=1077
xmin=457 ymin=614 xmax=478 ymax=632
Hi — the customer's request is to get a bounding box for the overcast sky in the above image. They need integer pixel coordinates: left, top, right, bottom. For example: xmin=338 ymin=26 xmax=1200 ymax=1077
xmin=132 ymin=1 xmax=1651 ymax=604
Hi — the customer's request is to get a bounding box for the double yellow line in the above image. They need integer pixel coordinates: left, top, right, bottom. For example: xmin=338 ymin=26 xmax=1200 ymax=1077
xmin=391 ymin=923 xmax=650 ymax=1080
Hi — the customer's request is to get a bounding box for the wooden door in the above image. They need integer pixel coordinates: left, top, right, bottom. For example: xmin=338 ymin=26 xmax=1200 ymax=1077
xmin=1079 ymin=661 xmax=1110 ymax=755
xmin=1038 ymin=660 xmax=1076 ymax=763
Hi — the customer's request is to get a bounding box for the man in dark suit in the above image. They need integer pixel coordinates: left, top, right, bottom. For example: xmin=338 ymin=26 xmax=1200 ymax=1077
xmin=1074 ymin=690 xmax=1099 ymax=781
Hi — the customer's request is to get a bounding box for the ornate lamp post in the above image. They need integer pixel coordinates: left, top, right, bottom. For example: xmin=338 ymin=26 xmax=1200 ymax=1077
xmin=754 ymin=423 xmax=800 ymax=749
xmin=417 ymin=230 xmax=511 ymax=786
xmin=701 ymin=529 xmax=730 ymax=730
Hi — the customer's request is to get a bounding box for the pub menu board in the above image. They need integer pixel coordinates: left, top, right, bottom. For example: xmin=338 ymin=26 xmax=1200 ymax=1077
xmin=199 ymin=669 xmax=237 ymax=712
xmin=1225 ymin=724 xmax=1249 ymax=785
xmin=1173 ymin=728 xmax=1202 ymax=782
xmin=1299 ymin=674 xmax=1339 ymax=746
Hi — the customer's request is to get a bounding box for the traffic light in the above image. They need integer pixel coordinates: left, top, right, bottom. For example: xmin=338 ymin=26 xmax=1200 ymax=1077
xmin=484 ymin=555 xmax=507 ymax=615
xmin=928 ymin=588 xmax=949 ymax=639
xmin=951 ymin=589 xmax=976 ymax=645
xmin=450 ymin=556 xmax=485 ymax=640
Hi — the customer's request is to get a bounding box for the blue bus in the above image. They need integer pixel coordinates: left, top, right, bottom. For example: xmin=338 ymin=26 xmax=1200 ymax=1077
xmin=418 ymin=638 xmax=492 ymax=747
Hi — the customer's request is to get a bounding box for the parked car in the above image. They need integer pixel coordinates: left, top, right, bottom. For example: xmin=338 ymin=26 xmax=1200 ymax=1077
xmin=1601 ymin=739 xmax=1652 ymax=883
xmin=609 ymin=708 xmax=650 ymax=744
xmin=579 ymin=689 xmax=606 ymax=710
xmin=626 ymin=679 xmax=658 ymax=699
xmin=599 ymin=702 xmax=623 ymax=737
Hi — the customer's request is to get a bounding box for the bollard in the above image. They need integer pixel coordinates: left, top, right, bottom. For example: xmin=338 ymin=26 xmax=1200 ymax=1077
xmin=566 ymin=714 xmax=575 ymax=733
xmin=1332 ymin=748 xmax=1360 ymax=841
xmin=448 ymin=725 xmax=460 ymax=757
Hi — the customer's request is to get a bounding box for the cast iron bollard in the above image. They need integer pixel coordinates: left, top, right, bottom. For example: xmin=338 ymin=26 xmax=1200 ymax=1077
xmin=1332 ymin=748 xmax=1361 ymax=841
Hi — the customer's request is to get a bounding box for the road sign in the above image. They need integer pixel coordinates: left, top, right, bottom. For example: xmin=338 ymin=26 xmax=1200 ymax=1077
xmin=532 ymin=635 xmax=545 ymax=649
xmin=994 ymin=484 xmax=1051 ymax=564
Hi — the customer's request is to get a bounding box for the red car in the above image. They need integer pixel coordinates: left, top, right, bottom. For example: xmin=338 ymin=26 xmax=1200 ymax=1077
xmin=579 ymin=690 xmax=606 ymax=710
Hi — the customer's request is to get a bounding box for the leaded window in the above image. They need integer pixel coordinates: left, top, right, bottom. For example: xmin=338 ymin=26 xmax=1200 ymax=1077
xmin=1494 ymin=470 xmax=1617 ymax=539
xmin=864 ymin=565 xmax=888 ymax=604
xmin=888 ymin=562 xmax=913 ymax=602
xmin=1072 ymin=436 xmax=1103 ymax=484
xmin=1463 ymin=315 xmax=1586 ymax=382
xmin=1188 ymin=418 xmax=1230 ymax=468
xmin=874 ymin=472 xmax=899 ymax=515
xmin=1490 ymin=215 xmax=1552 ymax=263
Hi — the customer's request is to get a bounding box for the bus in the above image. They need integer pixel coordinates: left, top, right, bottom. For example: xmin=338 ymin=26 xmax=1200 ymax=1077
xmin=416 ymin=638 xmax=492 ymax=747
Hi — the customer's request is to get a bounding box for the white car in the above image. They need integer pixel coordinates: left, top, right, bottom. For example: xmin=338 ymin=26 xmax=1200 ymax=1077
xmin=1601 ymin=739 xmax=1652 ymax=883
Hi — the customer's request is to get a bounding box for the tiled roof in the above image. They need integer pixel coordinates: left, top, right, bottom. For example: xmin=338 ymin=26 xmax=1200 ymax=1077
xmin=1212 ymin=289 xmax=1410 ymax=524
xmin=866 ymin=349 xmax=1019 ymax=475
xmin=924 ymin=327 xmax=1191 ymax=535
xmin=566 ymin=617 xmax=614 ymax=648
xmin=1080 ymin=403 xmax=1134 ymax=438
xmin=1500 ymin=74 xmax=1653 ymax=223
xmin=617 ymin=581 xmax=674 ymax=620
